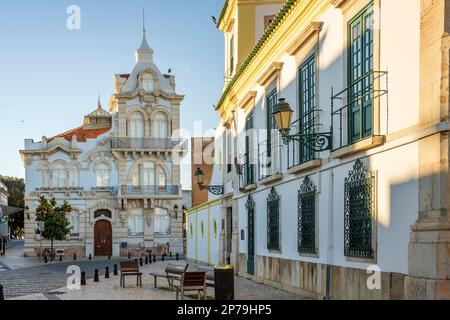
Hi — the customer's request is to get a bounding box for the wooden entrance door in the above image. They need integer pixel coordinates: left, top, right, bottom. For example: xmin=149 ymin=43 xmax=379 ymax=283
xmin=94 ymin=220 xmax=112 ymax=256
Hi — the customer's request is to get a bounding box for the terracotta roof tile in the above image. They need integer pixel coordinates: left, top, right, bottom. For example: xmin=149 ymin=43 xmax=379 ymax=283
xmin=48 ymin=126 xmax=111 ymax=143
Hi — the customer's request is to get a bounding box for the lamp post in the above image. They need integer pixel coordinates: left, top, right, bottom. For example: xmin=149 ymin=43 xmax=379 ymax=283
xmin=194 ymin=167 xmax=224 ymax=195
xmin=272 ymin=98 xmax=332 ymax=152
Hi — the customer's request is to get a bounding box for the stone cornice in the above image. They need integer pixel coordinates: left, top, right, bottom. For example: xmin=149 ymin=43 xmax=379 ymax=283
xmin=287 ymin=21 xmax=323 ymax=55
xmin=256 ymin=62 xmax=284 ymax=88
xmin=330 ymin=0 xmax=353 ymax=8
xmin=239 ymin=91 xmax=257 ymax=110
xmin=114 ymin=88 xmax=184 ymax=103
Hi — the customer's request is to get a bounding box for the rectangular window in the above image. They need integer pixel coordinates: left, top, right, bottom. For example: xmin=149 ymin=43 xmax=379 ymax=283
xmin=348 ymin=4 xmax=374 ymax=143
xmin=298 ymin=177 xmax=316 ymax=254
xmin=245 ymin=112 xmax=255 ymax=186
xmin=128 ymin=214 xmax=144 ymax=237
xmin=344 ymin=160 xmax=374 ymax=258
xmin=227 ymin=131 xmax=233 ymax=174
xmin=266 ymin=90 xmax=278 ymax=158
xmin=229 ymin=35 xmax=234 ymax=76
xmin=298 ymin=55 xmax=316 ymax=164
xmin=70 ymin=213 xmax=80 ymax=237
xmin=267 ymin=188 xmax=280 ymax=251
xmin=154 ymin=207 xmax=171 ymax=234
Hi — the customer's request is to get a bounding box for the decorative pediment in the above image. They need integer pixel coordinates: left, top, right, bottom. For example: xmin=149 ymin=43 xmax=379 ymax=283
xmin=287 ymin=22 xmax=323 ymax=56
xmin=257 ymin=62 xmax=284 ymax=88
xmin=239 ymin=91 xmax=257 ymax=110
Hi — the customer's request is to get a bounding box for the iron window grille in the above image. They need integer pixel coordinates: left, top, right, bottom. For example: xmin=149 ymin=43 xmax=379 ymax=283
xmin=267 ymin=187 xmax=280 ymax=251
xmin=344 ymin=159 xmax=375 ymax=258
xmin=298 ymin=176 xmax=317 ymax=254
xmin=246 ymin=195 xmax=255 ymax=269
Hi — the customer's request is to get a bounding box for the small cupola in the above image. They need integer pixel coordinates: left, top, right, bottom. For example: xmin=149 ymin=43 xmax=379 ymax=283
xmin=83 ymin=94 xmax=112 ymax=130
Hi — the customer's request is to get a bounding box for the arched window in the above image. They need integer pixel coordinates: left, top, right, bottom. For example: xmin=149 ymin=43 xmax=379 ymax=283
xmin=68 ymin=164 xmax=79 ymax=188
xmin=143 ymin=163 xmax=155 ymax=186
xmin=127 ymin=112 xmax=145 ymax=138
xmin=154 ymin=207 xmax=170 ymax=234
xmin=96 ymin=163 xmax=110 ymax=187
xmin=70 ymin=211 xmax=80 ymax=237
xmin=53 ymin=164 xmax=66 ymax=188
xmin=153 ymin=112 xmax=168 ymax=138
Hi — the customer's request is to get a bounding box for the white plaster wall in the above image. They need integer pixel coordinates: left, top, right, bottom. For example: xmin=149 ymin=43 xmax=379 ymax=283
xmin=197 ymin=207 xmax=208 ymax=263
xmin=209 ymin=204 xmax=222 ymax=265
xmin=186 ymin=212 xmax=196 ymax=260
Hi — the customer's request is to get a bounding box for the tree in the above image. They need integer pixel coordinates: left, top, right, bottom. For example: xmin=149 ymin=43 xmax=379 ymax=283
xmin=0 ymin=176 xmax=25 ymax=238
xmin=35 ymin=196 xmax=72 ymax=260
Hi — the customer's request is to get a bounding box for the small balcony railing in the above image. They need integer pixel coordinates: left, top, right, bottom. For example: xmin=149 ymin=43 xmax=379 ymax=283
xmin=238 ymin=153 xmax=256 ymax=190
xmin=331 ymin=71 xmax=388 ymax=150
xmin=111 ymin=138 xmax=188 ymax=151
xmin=120 ymin=185 xmax=179 ymax=196
xmin=287 ymin=108 xmax=320 ymax=169
xmin=258 ymin=133 xmax=281 ymax=181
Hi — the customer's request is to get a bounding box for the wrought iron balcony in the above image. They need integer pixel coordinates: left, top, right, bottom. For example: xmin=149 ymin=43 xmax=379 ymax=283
xmin=331 ymin=71 xmax=388 ymax=150
xmin=111 ymin=138 xmax=188 ymax=151
xmin=287 ymin=109 xmax=321 ymax=169
xmin=238 ymin=153 xmax=256 ymax=190
xmin=120 ymin=185 xmax=179 ymax=196
xmin=258 ymin=133 xmax=281 ymax=181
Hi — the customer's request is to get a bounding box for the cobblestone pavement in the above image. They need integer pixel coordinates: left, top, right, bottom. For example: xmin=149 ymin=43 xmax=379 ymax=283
xmin=6 ymin=260 xmax=307 ymax=300
xmin=0 ymin=258 xmax=125 ymax=299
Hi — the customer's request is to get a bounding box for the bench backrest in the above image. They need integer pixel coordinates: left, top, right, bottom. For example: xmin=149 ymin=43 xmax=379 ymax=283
xmin=120 ymin=261 xmax=139 ymax=272
xmin=180 ymin=271 xmax=206 ymax=287
xmin=165 ymin=264 xmax=189 ymax=276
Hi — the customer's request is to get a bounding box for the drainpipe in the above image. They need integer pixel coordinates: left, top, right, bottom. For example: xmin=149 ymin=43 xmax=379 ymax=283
xmin=325 ymin=168 xmax=334 ymax=300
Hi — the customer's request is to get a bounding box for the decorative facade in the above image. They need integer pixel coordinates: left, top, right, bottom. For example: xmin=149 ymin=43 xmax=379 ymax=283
xmin=20 ymin=25 xmax=187 ymax=258
xmin=188 ymin=0 xmax=450 ymax=300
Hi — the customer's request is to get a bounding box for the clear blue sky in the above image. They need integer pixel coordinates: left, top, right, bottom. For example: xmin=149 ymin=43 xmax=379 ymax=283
xmin=0 ymin=0 xmax=224 ymax=189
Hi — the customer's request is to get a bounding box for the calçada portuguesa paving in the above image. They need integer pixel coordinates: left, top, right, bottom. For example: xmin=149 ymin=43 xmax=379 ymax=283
xmin=1 ymin=253 xmax=306 ymax=300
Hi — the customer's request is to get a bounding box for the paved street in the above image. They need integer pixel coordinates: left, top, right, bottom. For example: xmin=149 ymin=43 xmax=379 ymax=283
xmin=5 ymin=260 xmax=306 ymax=300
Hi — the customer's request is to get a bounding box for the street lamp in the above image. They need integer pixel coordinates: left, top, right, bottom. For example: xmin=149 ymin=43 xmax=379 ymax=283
xmin=272 ymin=98 xmax=332 ymax=152
xmin=173 ymin=204 xmax=179 ymax=220
xmin=194 ymin=167 xmax=224 ymax=195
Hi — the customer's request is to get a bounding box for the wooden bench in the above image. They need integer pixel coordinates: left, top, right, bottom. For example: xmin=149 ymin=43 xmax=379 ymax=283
xmin=149 ymin=264 xmax=189 ymax=290
xmin=120 ymin=261 xmax=142 ymax=288
xmin=175 ymin=271 xmax=207 ymax=300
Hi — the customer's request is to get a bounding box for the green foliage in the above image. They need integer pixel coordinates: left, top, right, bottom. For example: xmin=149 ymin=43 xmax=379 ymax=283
xmin=35 ymin=196 xmax=72 ymax=250
xmin=0 ymin=175 xmax=25 ymax=238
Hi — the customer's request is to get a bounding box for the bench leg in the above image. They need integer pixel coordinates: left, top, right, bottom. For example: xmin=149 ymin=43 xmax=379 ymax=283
xmin=139 ymin=276 xmax=142 ymax=288
xmin=181 ymin=290 xmax=184 ymax=300
xmin=154 ymin=276 xmax=157 ymax=288
xmin=176 ymin=289 xmax=179 ymax=300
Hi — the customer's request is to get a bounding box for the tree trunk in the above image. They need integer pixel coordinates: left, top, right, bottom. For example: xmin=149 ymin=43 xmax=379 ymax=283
xmin=51 ymin=238 xmax=54 ymax=261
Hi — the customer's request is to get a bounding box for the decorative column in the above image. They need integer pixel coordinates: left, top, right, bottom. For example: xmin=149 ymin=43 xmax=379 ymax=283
xmin=405 ymin=0 xmax=450 ymax=300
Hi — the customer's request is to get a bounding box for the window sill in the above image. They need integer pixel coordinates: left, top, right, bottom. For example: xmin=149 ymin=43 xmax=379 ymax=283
xmin=299 ymin=251 xmax=319 ymax=259
xmin=331 ymin=136 xmax=385 ymax=159
xmin=288 ymin=159 xmax=322 ymax=175
xmin=242 ymin=184 xmax=257 ymax=192
xmin=259 ymin=173 xmax=283 ymax=185
xmin=345 ymin=255 xmax=376 ymax=264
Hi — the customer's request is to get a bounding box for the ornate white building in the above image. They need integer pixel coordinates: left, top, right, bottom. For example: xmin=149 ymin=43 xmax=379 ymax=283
xmin=20 ymin=26 xmax=187 ymax=258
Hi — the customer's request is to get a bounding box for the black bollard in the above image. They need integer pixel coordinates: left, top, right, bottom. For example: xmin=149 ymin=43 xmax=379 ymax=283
xmin=0 ymin=285 xmax=4 ymax=301
xmin=149 ymin=254 xmax=152 ymax=264
xmin=176 ymin=253 xmax=179 ymax=261
xmin=59 ymin=255 xmax=62 ymax=262
xmin=44 ymin=255 xmax=48 ymax=263
xmin=73 ymin=253 xmax=77 ymax=261
xmin=169 ymin=252 xmax=172 ymax=258
xmin=105 ymin=267 xmax=110 ymax=279
xmin=139 ymin=257 xmax=143 ymax=266
xmin=94 ymin=269 xmax=99 ymax=282
xmin=89 ymin=254 xmax=92 ymax=260
xmin=81 ymin=272 xmax=86 ymax=286
xmin=128 ymin=252 xmax=131 ymax=259
xmin=113 ymin=264 xmax=118 ymax=276
xmin=145 ymin=256 xmax=148 ymax=265
xmin=152 ymin=255 xmax=156 ymax=263
xmin=162 ymin=254 xmax=165 ymax=261
xmin=108 ymin=255 xmax=111 ymax=260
